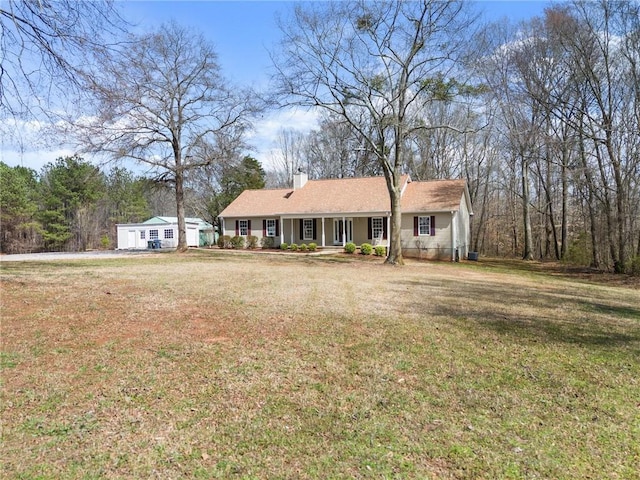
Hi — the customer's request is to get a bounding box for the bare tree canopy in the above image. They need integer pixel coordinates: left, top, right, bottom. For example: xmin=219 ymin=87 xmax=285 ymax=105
xmin=0 ymin=0 xmax=124 ymax=119
xmin=76 ymin=21 xmax=258 ymax=250
xmin=272 ymin=0 xmax=477 ymax=264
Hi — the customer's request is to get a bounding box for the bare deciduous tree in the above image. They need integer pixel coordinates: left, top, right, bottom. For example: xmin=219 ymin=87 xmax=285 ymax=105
xmin=273 ymin=0 xmax=477 ymax=264
xmin=75 ymin=22 xmax=257 ymax=251
xmin=0 ymin=0 xmax=124 ymax=119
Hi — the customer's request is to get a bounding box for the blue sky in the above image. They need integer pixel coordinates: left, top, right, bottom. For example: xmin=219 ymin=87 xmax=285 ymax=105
xmin=121 ymin=0 xmax=552 ymax=89
xmin=4 ymin=0 xmax=552 ymax=172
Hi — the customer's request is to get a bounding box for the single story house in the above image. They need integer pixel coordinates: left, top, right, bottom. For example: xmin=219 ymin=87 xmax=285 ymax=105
xmin=219 ymin=172 xmax=473 ymax=260
xmin=116 ymin=216 xmax=214 ymax=250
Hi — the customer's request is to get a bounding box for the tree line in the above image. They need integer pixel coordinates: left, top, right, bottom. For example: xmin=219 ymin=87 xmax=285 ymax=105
xmin=1 ymin=157 xmax=149 ymax=253
xmin=267 ymin=1 xmax=639 ymax=272
xmin=0 ymin=155 xmax=265 ymax=254
xmin=1 ymin=0 xmax=638 ymax=271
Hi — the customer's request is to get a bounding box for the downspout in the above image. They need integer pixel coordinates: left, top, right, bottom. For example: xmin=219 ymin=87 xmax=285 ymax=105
xmin=451 ymin=211 xmax=457 ymax=262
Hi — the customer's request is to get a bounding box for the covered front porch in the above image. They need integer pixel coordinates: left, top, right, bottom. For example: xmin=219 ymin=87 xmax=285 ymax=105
xmin=279 ymin=215 xmax=390 ymax=248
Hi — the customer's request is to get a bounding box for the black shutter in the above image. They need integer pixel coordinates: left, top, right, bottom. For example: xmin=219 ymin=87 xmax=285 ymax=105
xmin=235 ymin=220 xmax=239 ymax=236
xmin=247 ymin=219 xmax=252 ymax=236
xmin=263 ymin=219 xmax=267 ymax=236
xmin=430 ymin=216 xmax=435 ymax=236
xmin=368 ymin=218 xmax=372 ymax=239
xmin=312 ymin=219 xmax=317 ymax=240
xmin=299 ymin=219 xmax=303 ymax=241
xmin=383 ymin=218 xmax=388 ymax=240
xmin=413 ymin=216 xmax=418 ymax=236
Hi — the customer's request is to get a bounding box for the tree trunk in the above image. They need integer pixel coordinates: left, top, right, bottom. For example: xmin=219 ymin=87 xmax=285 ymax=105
xmin=175 ymin=170 xmax=188 ymax=252
xmin=522 ymin=155 xmax=534 ymax=260
xmin=577 ymin=127 xmax=600 ymax=269
xmin=560 ymin=149 xmax=568 ymax=260
xmin=384 ymin=167 xmax=404 ymax=265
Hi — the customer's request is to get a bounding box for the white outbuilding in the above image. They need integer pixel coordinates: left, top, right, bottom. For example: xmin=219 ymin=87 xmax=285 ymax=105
xmin=116 ymin=216 xmax=214 ymax=250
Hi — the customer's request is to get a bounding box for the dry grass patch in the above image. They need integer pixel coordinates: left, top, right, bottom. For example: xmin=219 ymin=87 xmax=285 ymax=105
xmin=1 ymin=252 xmax=639 ymax=479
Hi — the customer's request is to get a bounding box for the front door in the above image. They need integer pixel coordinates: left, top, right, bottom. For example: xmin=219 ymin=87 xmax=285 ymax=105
xmin=333 ymin=218 xmax=353 ymax=245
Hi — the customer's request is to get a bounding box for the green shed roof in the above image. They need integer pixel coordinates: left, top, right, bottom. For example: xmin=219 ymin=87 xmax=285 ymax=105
xmin=142 ymin=217 xmax=213 ymax=230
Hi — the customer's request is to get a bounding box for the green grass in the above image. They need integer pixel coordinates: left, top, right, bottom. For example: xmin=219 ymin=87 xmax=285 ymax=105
xmin=1 ymin=252 xmax=639 ymax=479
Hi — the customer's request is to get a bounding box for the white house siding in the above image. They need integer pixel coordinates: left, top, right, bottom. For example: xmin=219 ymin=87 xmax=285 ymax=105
xmin=116 ymin=224 xmax=201 ymax=249
xmin=223 ymin=216 xmax=386 ymax=248
xmin=400 ymin=212 xmax=453 ymax=260
xmin=280 ymin=218 xmax=322 ymax=246
xmin=222 ymin=217 xmax=282 ymax=247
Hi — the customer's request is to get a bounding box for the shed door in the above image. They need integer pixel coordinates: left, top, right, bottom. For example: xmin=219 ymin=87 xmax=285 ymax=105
xmin=128 ymin=230 xmax=136 ymax=248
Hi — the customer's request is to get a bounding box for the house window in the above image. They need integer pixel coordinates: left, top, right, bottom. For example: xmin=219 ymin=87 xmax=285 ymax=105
xmin=418 ymin=216 xmax=431 ymax=236
xmin=239 ymin=220 xmax=248 ymax=236
xmin=164 ymin=229 xmax=174 ymax=239
xmin=149 ymin=229 xmax=159 ymax=240
xmin=140 ymin=231 xmax=146 ymax=240
xmin=266 ymin=219 xmax=276 ymax=237
xmin=371 ymin=217 xmax=384 ymax=240
xmin=303 ymin=219 xmax=313 ymax=240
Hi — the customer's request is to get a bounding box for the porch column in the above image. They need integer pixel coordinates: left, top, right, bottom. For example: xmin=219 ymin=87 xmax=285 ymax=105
xmin=342 ymin=216 xmax=346 ymax=246
xmin=290 ymin=218 xmax=294 ymax=244
xmin=387 ymin=215 xmax=391 ymax=246
xmin=280 ymin=218 xmax=284 ymax=245
xmin=321 ymin=217 xmax=326 ymax=247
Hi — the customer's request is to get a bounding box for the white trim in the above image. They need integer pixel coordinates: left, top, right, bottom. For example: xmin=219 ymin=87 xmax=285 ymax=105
xmin=280 ymin=218 xmax=284 ymax=245
xmin=451 ymin=211 xmax=457 ymax=262
xmin=302 ymin=218 xmax=314 ymax=240
xmin=266 ymin=218 xmax=277 ymax=237
xmin=238 ymin=219 xmax=249 ymax=236
xmin=371 ymin=216 xmax=384 ymax=243
xmin=417 ymin=216 xmax=431 ymax=236
xmin=290 ymin=218 xmax=294 ymax=245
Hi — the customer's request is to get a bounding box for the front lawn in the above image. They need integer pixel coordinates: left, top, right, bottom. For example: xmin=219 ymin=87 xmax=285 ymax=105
xmin=1 ymin=252 xmax=638 ymax=479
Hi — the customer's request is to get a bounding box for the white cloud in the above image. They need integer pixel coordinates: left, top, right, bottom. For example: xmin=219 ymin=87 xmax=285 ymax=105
xmin=1 ymin=147 xmax=77 ymax=172
xmin=248 ymin=107 xmax=320 ymax=167
xmin=1 ymin=116 xmax=77 ymax=171
xmin=2 ymin=106 xmax=322 ymax=174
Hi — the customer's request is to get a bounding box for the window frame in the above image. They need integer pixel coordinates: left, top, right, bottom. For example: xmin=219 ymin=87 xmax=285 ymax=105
xmin=140 ymin=231 xmax=146 ymax=240
xmin=238 ymin=220 xmax=249 ymax=236
xmin=371 ymin=217 xmax=384 ymax=240
xmin=164 ymin=229 xmax=174 ymax=239
xmin=418 ymin=216 xmax=431 ymax=236
xmin=149 ymin=229 xmax=159 ymax=240
xmin=266 ymin=219 xmax=277 ymax=237
xmin=303 ymin=218 xmax=314 ymax=241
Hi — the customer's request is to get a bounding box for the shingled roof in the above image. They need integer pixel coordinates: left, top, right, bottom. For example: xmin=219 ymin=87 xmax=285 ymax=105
xmin=402 ymin=179 xmax=469 ymax=212
xmin=219 ymin=175 xmax=470 ymax=217
xmin=218 ymin=188 xmax=293 ymax=217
